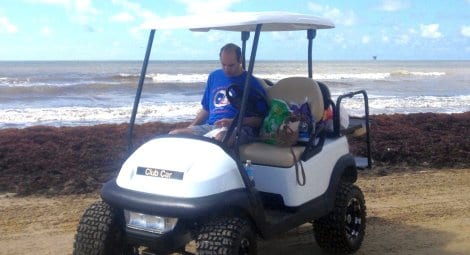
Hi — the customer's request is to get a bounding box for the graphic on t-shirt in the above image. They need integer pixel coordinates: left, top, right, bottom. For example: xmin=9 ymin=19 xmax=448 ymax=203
xmin=213 ymin=89 xmax=229 ymax=108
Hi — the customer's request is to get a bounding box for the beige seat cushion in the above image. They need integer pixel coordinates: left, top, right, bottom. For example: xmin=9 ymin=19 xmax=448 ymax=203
xmin=267 ymin=77 xmax=324 ymax=122
xmin=240 ymin=77 xmax=323 ymax=167
xmin=239 ymin=143 xmax=305 ymax=167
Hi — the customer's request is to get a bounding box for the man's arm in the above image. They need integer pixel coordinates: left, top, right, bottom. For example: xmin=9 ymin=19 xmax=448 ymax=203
xmin=189 ymin=108 xmax=209 ymax=127
xmin=214 ymin=116 xmax=263 ymax=128
xmin=242 ymin=116 xmax=263 ymax=128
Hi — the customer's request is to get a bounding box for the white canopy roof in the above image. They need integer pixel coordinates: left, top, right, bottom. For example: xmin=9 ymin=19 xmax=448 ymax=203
xmin=143 ymin=11 xmax=334 ymax=32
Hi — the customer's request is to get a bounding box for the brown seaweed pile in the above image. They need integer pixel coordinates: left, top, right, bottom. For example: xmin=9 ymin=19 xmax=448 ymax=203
xmin=0 ymin=113 xmax=468 ymax=195
xmin=350 ymin=112 xmax=469 ymax=168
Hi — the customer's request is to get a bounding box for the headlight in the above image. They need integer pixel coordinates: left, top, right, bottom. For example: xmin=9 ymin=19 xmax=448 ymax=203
xmin=124 ymin=210 xmax=178 ymax=234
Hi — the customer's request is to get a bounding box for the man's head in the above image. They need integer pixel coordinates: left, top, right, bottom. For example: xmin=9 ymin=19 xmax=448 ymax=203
xmin=219 ymin=43 xmax=243 ymax=77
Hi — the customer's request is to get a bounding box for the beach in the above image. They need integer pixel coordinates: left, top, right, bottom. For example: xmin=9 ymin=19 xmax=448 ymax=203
xmin=0 ymin=60 xmax=469 ymax=254
xmin=0 ymin=113 xmax=469 ymax=254
xmin=1 ymin=169 xmax=468 ymax=255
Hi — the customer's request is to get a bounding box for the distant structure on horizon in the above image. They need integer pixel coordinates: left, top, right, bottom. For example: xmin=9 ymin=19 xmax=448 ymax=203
xmin=372 ymin=56 xmax=377 ymax=60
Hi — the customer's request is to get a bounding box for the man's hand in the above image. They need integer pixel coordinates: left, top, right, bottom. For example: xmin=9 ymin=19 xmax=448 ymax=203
xmin=214 ymin=118 xmax=233 ymax=128
xmin=214 ymin=117 xmax=263 ymax=128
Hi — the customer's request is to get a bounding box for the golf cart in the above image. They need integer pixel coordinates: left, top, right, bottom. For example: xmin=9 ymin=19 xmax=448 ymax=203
xmin=73 ymin=12 xmax=371 ymax=255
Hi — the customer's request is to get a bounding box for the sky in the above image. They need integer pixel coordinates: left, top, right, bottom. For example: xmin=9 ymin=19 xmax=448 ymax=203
xmin=0 ymin=0 xmax=469 ymax=61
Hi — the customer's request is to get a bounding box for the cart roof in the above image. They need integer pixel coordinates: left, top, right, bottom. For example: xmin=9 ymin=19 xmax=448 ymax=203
xmin=143 ymin=11 xmax=334 ymax=32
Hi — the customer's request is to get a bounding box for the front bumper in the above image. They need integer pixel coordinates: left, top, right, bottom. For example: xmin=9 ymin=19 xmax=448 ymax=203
xmin=125 ymin=222 xmax=191 ymax=254
xmin=101 ymin=179 xmax=251 ymax=253
xmin=101 ymin=179 xmax=251 ymax=218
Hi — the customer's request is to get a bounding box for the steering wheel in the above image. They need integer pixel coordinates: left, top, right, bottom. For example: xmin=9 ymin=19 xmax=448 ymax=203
xmin=226 ymin=83 xmax=269 ymax=117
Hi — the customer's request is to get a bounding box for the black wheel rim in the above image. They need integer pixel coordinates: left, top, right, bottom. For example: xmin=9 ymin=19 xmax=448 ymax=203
xmin=344 ymin=197 xmax=363 ymax=244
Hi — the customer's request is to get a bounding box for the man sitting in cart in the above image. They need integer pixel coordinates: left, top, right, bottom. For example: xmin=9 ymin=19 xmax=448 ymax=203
xmin=169 ymin=43 xmax=268 ymax=144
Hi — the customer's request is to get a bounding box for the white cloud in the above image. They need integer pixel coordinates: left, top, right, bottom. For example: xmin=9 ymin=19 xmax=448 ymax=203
xmin=206 ymin=31 xmax=226 ymax=43
xmin=74 ymin=0 xmax=97 ymax=14
xmin=307 ymin=3 xmax=356 ymax=26
xmin=40 ymin=26 xmax=52 ymax=36
xmin=420 ymin=24 xmax=442 ymax=39
xmin=334 ymin=33 xmax=345 ymax=44
xmin=379 ymin=29 xmax=390 ymax=43
xmin=176 ymin=0 xmax=241 ymax=14
xmin=0 ymin=15 xmax=18 ymax=34
xmin=361 ymin=35 xmax=371 ymax=44
xmin=29 ymin=0 xmax=99 ymax=26
xmin=307 ymin=2 xmax=323 ymax=12
xmin=271 ymin=31 xmax=298 ymax=41
xmin=111 ymin=0 xmax=160 ymax=40
xmin=110 ymin=12 xmax=134 ymax=23
xmin=382 ymin=35 xmax=390 ymax=43
xmin=27 ymin=0 xmax=70 ymax=5
xmin=72 ymin=0 xmax=99 ymax=25
xmin=379 ymin=0 xmax=409 ymax=12
xmin=395 ymin=34 xmax=410 ymax=45
xmin=461 ymin=25 xmax=470 ymax=37
xmin=29 ymin=0 xmax=97 ymax=17
xmin=111 ymin=0 xmax=152 ymax=19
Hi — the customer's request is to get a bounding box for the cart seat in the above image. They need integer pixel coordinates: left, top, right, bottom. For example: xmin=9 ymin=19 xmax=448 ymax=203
xmin=240 ymin=77 xmax=324 ymax=167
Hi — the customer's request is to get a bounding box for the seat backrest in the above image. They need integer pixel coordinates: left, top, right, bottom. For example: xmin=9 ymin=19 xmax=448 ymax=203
xmin=317 ymin=81 xmax=333 ymax=110
xmin=266 ymin=77 xmax=324 ymax=122
xmin=255 ymin=77 xmax=272 ymax=91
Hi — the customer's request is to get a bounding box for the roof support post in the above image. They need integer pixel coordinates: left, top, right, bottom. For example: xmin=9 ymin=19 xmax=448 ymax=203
xmin=127 ymin=29 xmax=155 ymax=154
xmin=307 ymin=29 xmax=316 ymax=78
xmin=234 ymin=24 xmax=262 ymax=151
xmin=241 ymin=31 xmax=250 ymax=70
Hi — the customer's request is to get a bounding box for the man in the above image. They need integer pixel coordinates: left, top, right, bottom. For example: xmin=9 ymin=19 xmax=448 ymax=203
xmin=169 ymin=43 xmax=267 ymax=144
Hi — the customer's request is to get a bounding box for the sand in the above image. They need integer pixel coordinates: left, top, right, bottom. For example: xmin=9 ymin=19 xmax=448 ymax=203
xmin=0 ymin=168 xmax=469 ymax=255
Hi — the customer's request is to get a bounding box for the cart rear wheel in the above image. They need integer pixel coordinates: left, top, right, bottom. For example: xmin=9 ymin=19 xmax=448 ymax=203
xmin=313 ymin=182 xmax=366 ymax=254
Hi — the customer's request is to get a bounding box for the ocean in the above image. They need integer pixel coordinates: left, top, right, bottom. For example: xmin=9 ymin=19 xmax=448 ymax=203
xmin=0 ymin=60 xmax=469 ymax=129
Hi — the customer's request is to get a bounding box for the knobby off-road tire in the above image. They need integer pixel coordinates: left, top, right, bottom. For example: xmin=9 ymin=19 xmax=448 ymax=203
xmin=196 ymin=217 xmax=257 ymax=255
xmin=73 ymin=201 xmax=135 ymax=255
xmin=313 ymin=182 xmax=366 ymax=254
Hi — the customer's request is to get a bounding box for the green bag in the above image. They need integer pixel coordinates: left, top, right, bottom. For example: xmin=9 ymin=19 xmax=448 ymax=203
xmin=260 ymin=99 xmax=299 ymax=146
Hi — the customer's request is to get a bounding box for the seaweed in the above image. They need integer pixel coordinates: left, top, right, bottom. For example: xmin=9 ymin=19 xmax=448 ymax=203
xmin=0 ymin=113 xmax=468 ymax=195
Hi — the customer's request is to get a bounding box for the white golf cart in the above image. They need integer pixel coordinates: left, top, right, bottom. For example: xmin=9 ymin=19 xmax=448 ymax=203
xmin=73 ymin=12 xmax=371 ymax=255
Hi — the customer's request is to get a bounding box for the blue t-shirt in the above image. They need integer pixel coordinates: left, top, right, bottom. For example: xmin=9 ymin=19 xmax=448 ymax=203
xmin=201 ymin=69 xmax=267 ymax=125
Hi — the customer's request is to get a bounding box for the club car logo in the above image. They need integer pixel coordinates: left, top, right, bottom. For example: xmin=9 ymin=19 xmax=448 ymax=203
xmin=137 ymin=167 xmax=184 ymax=180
